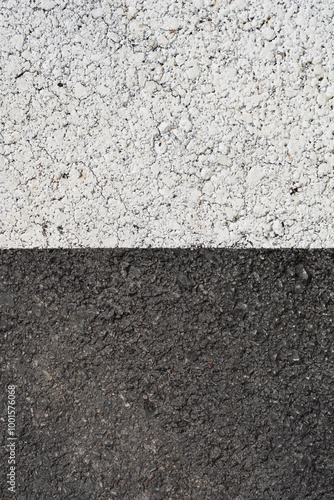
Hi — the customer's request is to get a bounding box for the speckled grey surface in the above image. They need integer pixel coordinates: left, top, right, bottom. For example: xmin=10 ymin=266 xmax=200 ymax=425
xmin=1 ymin=249 xmax=333 ymax=498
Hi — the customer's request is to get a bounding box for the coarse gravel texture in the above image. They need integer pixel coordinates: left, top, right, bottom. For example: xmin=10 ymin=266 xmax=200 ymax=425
xmin=1 ymin=1 xmax=333 ymax=248
xmin=1 ymin=249 xmax=333 ymax=499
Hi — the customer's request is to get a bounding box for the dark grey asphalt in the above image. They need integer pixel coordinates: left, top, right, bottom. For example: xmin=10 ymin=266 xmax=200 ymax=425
xmin=1 ymin=250 xmax=333 ymax=499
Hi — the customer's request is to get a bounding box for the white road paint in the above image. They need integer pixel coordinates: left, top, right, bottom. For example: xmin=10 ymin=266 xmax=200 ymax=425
xmin=1 ymin=0 xmax=333 ymax=247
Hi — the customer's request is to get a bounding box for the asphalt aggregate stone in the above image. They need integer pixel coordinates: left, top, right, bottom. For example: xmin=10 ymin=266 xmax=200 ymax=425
xmin=0 ymin=249 xmax=333 ymax=499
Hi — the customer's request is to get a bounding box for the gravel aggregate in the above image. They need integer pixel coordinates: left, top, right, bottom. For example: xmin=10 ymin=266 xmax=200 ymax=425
xmin=1 ymin=249 xmax=333 ymax=499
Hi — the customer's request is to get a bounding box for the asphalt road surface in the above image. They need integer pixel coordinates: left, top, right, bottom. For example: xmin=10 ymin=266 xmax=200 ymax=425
xmin=1 ymin=250 xmax=333 ymax=499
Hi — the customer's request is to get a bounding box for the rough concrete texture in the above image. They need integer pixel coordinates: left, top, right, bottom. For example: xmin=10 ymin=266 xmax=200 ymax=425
xmin=1 ymin=1 xmax=333 ymax=248
xmin=1 ymin=250 xmax=333 ymax=498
